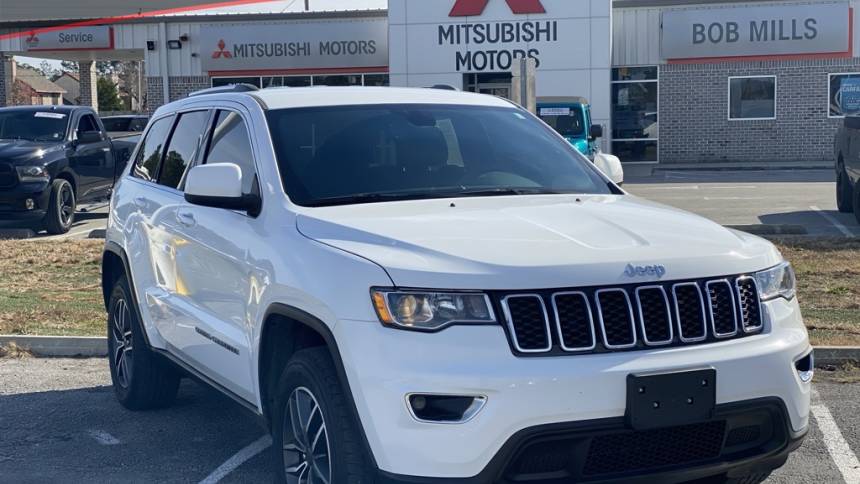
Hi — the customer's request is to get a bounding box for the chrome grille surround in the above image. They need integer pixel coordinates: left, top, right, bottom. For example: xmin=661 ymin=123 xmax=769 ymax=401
xmin=706 ymin=280 xmax=739 ymax=339
xmin=735 ymin=276 xmax=764 ymax=333
xmin=672 ymin=282 xmax=708 ymax=343
xmin=635 ymin=285 xmax=674 ymax=346
xmin=498 ymin=273 xmax=765 ymax=356
xmin=551 ymin=291 xmax=597 ymax=352
xmin=595 ymin=288 xmax=637 ymax=350
xmin=501 ymin=294 xmax=553 ymax=353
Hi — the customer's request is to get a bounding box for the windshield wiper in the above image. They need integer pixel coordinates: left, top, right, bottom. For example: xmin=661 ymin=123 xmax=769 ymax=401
xmin=307 ymin=192 xmax=434 ymax=207
xmin=454 ymin=187 xmax=564 ymax=197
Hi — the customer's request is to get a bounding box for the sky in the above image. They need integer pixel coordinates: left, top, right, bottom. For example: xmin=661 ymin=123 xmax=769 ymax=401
xmin=16 ymin=0 xmax=385 ymax=69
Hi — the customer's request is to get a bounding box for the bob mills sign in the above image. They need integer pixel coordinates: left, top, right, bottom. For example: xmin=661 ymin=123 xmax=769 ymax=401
xmin=389 ymin=0 xmax=597 ymax=76
xmin=661 ymin=2 xmax=851 ymax=60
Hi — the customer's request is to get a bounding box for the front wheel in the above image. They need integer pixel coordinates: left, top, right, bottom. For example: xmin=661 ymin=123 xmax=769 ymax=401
xmin=107 ymin=275 xmax=180 ymax=410
xmin=837 ymin=164 xmax=854 ymax=213
xmin=44 ymin=178 xmax=75 ymax=234
xmin=272 ymin=347 xmax=375 ymax=484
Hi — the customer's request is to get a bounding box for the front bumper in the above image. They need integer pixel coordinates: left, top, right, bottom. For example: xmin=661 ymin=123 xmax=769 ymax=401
xmin=380 ymin=398 xmax=806 ymax=483
xmin=0 ymin=182 xmax=51 ymax=223
xmin=334 ymin=297 xmax=811 ymax=479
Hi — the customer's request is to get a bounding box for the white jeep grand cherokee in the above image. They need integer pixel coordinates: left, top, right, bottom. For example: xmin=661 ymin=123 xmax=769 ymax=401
xmin=102 ymin=85 xmax=812 ymax=484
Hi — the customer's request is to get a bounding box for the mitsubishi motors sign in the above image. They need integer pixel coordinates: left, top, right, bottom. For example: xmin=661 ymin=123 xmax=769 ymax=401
xmin=389 ymin=0 xmax=592 ymax=76
xmin=200 ymin=19 xmax=388 ymax=73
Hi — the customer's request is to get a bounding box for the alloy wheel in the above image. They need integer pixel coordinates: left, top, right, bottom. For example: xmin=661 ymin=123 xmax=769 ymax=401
xmin=59 ymin=184 xmax=74 ymax=226
xmin=110 ymin=298 xmax=134 ymax=388
xmin=282 ymin=387 xmax=332 ymax=484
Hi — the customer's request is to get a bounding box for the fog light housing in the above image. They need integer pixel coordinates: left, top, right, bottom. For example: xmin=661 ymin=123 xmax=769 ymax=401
xmin=406 ymin=394 xmax=487 ymax=424
xmin=795 ymin=351 xmax=814 ymax=383
xmin=25 ymin=198 xmax=35 ymax=210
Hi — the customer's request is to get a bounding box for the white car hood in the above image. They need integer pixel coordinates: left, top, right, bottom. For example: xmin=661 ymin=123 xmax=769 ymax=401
xmin=296 ymin=195 xmax=782 ymax=290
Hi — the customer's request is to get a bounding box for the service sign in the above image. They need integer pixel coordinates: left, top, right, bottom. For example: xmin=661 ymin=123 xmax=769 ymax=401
xmin=25 ymin=26 xmax=113 ymax=51
xmin=661 ymin=2 xmax=850 ymax=60
xmin=200 ymin=19 xmax=388 ymax=72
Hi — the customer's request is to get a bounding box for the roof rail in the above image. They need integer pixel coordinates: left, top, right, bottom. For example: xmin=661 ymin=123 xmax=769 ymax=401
xmin=188 ymin=83 xmax=259 ymax=97
xmin=428 ymin=84 xmax=459 ymax=91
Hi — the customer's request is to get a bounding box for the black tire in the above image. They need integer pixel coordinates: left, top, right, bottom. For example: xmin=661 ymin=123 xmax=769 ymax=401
xmin=107 ymin=275 xmax=180 ymax=410
xmin=44 ymin=178 xmax=75 ymax=234
xmin=855 ymin=184 xmax=860 ymax=225
xmin=837 ymin=162 xmax=854 ymax=213
xmin=272 ymin=347 xmax=375 ymax=484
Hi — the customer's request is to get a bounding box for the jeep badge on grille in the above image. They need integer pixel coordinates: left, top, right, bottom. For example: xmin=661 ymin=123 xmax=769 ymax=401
xmin=624 ymin=264 xmax=667 ymax=279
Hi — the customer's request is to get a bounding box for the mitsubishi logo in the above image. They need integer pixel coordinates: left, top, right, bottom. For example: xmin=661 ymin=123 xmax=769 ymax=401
xmin=212 ymin=39 xmax=232 ymax=59
xmin=25 ymin=31 xmax=39 ymax=48
xmin=449 ymin=0 xmax=546 ymax=17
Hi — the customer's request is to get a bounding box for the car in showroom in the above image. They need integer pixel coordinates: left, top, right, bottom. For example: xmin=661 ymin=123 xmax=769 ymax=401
xmin=0 ymin=106 xmax=137 ymax=234
xmin=102 ymin=85 xmax=812 ymax=483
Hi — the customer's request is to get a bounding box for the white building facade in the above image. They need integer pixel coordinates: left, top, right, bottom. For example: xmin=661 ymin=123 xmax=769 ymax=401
xmin=2 ymin=0 xmax=860 ymax=164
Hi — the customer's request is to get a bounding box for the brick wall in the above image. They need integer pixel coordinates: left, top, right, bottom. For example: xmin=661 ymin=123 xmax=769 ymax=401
xmin=145 ymin=76 xmax=210 ymax=113
xmin=659 ymin=58 xmax=860 ymax=164
xmin=78 ymin=61 xmax=98 ymax=110
xmin=0 ymin=56 xmax=9 ymax=107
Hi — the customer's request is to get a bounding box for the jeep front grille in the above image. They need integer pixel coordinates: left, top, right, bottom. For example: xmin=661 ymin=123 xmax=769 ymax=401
xmin=499 ymin=274 xmax=763 ymax=355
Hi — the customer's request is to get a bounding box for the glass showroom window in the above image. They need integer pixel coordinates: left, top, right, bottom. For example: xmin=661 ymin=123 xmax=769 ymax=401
xmin=212 ymin=74 xmax=389 ymax=88
xmin=829 ymin=73 xmax=860 ymax=117
xmin=728 ymin=76 xmax=776 ymax=120
xmin=611 ymin=66 xmax=658 ymax=163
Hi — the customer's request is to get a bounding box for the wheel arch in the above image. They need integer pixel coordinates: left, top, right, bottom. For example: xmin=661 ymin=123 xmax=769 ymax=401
xmin=54 ymin=170 xmax=78 ymax=197
xmin=258 ymin=303 xmax=379 ymax=469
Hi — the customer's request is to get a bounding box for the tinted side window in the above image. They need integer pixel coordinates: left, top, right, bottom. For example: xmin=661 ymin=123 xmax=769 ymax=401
xmin=132 ymin=116 xmax=174 ymax=182
xmin=206 ymin=110 xmax=256 ymax=194
xmin=78 ymin=114 xmax=98 ymax=133
xmin=158 ymin=110 xmax=210 ymax=190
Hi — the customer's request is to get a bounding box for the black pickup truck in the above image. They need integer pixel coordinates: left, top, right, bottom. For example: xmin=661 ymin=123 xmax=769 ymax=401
xmin=0 ymin=106 xmax=138 ymax=234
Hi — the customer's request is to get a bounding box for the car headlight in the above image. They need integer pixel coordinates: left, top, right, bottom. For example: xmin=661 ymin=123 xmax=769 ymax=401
xmin=371 ymin=289 xmax=496 ymax=331
xmin=16 ymin=166 xmax=50 ymax=182
xmin=755 ymin=262 xmax=796 ymax=301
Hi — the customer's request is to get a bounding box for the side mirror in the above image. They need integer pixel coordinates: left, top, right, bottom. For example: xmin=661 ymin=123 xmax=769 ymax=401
xmin=593 ymin=152 xmax=624 ymax=186
xmin=77 ymin=130 xmax=103 ymax=144
xmin=184 ymin=163 xmax=261 ymax=215
xmin=589 ymin=124 xmax=604 ymax=140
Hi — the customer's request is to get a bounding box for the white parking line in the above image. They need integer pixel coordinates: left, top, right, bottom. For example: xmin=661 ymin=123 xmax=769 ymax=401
xmin=810 ymin=206 xmax=855 ymax=237
xmin=87 ymin=430 xmax=120 ymax=446
xmin=811 ymin=389 xmax=860 ymax=483
xmin=199 ymin=434 xmax=272 ymax=484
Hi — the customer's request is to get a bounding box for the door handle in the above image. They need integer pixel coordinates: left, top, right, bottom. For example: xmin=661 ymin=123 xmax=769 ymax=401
xmin=177 ymin=211 xmax=196 ymax=227
xmin=133 ymin=197 xmax=146 ymax=208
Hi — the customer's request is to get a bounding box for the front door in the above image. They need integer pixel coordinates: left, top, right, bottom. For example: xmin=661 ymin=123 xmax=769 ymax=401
xmin=165 ymin=107 xmax=261 ymax=401
xmin=69 ymin=113 xmax=114 ymax=201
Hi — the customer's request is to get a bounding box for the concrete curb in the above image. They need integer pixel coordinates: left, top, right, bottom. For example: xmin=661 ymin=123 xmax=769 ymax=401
xmin=0 ymin=335 xmax=107 ymax=357
xmin=814 ymin=346 xmax=860 ymax=368
xmin=2 ymin=336 xmax=858 ymax=365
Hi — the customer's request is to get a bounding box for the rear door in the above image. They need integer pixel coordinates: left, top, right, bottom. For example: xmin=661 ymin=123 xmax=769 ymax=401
xmin=70 ymin=112 xmax=114 ymax=201
xmin=166 ymin=105 xmax=263 ymax=400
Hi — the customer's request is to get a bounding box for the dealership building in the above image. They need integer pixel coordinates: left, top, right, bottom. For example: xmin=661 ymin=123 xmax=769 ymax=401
xmin=1 ymin=0 xmax=859 ymax=165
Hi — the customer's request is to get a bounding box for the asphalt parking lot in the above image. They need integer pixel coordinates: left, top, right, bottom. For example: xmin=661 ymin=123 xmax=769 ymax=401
xmin=0 ymin=203 xmax=108 ymax=241
xmin=625 ymin=169 xmax=859 ymax=237
xmin=1 ymin=357 xmax=858 ymax=483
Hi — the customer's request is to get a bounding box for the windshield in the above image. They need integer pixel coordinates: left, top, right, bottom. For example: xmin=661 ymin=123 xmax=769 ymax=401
xmin=538 ymin=106 xmax=586 ymax=138
xmin=266 ymin=104 xmax=611 ymax=207
xmin=0 ymin=111 xmax=68 ymax=142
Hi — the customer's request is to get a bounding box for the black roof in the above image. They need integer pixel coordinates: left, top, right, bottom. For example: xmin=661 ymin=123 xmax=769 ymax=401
xmin=0 ymin=105 xmax=90 ymax=114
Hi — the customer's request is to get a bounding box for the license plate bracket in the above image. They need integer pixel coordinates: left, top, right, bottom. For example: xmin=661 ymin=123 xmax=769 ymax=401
xmin=626 ymin=369 xmax=716 ymax=430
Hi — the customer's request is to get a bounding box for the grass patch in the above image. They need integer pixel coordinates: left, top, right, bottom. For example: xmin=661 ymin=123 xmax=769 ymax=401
xmin=775 ymin=237 xmax=860 ymax=347
xmin=0 ymin=240 xmax=104 ymax=337
xmin=0 ymin=237 xmax=857 ymax=346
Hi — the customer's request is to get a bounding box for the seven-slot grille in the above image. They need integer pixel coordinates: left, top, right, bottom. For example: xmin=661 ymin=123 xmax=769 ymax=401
xmin=0 ymin=163 xmax=16 ymax=188
xmin=499 ymin=275 xmax=763 ymax=355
